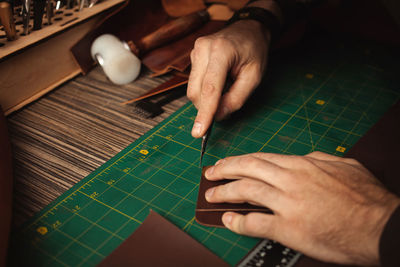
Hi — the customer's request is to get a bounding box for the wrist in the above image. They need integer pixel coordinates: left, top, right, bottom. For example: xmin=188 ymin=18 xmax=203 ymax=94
xmin=229 ymin=19 xmax=272 ymax=44
xmin=226 ymin=4 xmax=282 ymax=41
xmin=364 ymin=196 xmax=400 ymax=266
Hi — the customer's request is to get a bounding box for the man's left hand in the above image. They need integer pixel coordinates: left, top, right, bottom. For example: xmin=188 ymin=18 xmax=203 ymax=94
xmin=204 ymin=151 xmax=400 ymax=266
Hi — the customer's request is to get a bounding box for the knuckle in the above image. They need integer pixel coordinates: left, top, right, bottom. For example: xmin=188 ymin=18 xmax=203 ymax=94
xmin=343 ymin=157 xmax=361 ymax=166
xmin=308 ymin=151 xmax=323 ymax=157
xmin=227 ymin=96 xmax=245 ymax=112
xmin=240 ymin=213 xmax=263 ymax=235
xmin=289 ymin=155 xmax=316 ymax=171
xmin=186 ymin=90 xmax=196 ymax=101
xmin=190 ymin=49 xmax=197 ymax=62
xmin=250 ymin=64 xmax=263 ymax=83
xmin=201 ymin=81 xmax=217 ymax=96
xmin=186 ymin=85 xmax=197 ymax=101
xmin=194 ymin=37 xmax=208 ymax=49
xmin=239 ymin=215 xmax=253 ymax=233
xmin=210 ymin=38 xmax=228 ymax=52
xmin=237 ymin=156 xmax=256 ymax=169
xmin=235 ymin=180 xmax=253 ymax=199
xmin=298 ymin=156 xmax=315 ymax=167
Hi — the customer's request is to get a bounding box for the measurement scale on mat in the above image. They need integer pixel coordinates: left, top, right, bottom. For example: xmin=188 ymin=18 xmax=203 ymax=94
xmin=238 ymin=240 xmax=301 ymax=267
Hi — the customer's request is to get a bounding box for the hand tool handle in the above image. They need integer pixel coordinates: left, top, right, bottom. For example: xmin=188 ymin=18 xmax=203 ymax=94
xmin=130 ymin=10 xmax=209 ymax=56
xmin=33 ymin=0 xmax=46 ymax=30
xmin=0 ymin=1 xmax=16 ymax=41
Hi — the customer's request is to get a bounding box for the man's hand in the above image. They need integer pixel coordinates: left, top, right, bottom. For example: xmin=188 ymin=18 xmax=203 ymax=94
xmin=204 ymin=151 xmax=400 ymax=266
xmin=187 ymin=20 xmax=270 ymax=138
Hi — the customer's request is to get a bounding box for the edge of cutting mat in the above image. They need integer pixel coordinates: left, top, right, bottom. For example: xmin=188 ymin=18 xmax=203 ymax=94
xmin=12 ymin=101 xmax=194 ymax=234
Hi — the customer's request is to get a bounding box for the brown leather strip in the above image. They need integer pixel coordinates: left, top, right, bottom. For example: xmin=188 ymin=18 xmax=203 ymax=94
xmin=121 ymin=75 xmax=188 ymax=105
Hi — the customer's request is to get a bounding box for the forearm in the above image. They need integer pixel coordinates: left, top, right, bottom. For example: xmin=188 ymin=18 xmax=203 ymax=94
xmin=0 ymin=107 xmax=13 ymax=265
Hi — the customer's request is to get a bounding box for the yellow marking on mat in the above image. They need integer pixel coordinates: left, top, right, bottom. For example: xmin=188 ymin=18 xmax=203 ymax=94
xmin=36 ymin=227 xmax=48 ymax=235
xmin=79 ymin=191 xmax=142 ymax=224
xmin=140 ymin=149 xmax=149 ymax=155
xmin=305 ymin=73 xmax=314 ymax=79
xmin=316 ymin=99 xmax=325 ymax=105
xmin=71 ymin=205 xmax=80 ymax=213
xmin=90 ymin=192 xmax=99 ymax=198
xmin=52 ymin=221 xmax=61 ymax=229
xmin=336 ymin=146 xmax=346 ymax=152
xmin=182 ymin=216 xmax=196 ymax=231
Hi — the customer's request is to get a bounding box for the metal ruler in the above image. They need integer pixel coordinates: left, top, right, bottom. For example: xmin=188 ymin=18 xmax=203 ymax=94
xmin=237 ymin=240 xmax=301 ymax=267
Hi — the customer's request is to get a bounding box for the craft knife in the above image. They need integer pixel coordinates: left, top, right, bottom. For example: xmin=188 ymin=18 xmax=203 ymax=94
xmin=199 ymin=77 xmax=234 ymax=167
xmin=200 ymin=119 xmax=214 ymax=167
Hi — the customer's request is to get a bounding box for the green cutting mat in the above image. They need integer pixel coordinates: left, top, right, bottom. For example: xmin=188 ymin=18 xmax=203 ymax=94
xmin=9 ymin=36 xmax=400 ymax=266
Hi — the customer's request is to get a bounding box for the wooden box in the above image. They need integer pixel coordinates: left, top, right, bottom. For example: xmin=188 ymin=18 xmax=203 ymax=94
xmin=0 ymin=0 xmax=126 ymax=115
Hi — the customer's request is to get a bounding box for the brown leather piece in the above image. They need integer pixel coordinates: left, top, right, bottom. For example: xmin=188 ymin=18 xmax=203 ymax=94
xmin=122 ymin=74 xmax=188 ymax=105
xmin=142 ymin=20 xmax=225 ymax=76
xmin=0 ymin=106 xmax=13 ymax=265
xmin=195 ymin=166 xmax=270 ymax=227
xmin=161 ymin=0 xmax=206 ymax=17
xmin=161 ymin=0 xmax=249 ymax=18
xmin=71 ymin=0 xmax=224 ymax=77
xmin=345 ymin=101 xmax=400 ymax=195
xmin=98 ymin=210 xmax=229 ymax=267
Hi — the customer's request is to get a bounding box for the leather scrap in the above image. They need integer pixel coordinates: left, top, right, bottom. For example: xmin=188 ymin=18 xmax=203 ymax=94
xmin=122 ymin=74 xmax=188 ymax=105
xmin=161 ymin=0 xmax=206 ymax=17
xmin=98 ymin=210 xmax=229 ymax=267
xmin=344 ymin=101 xmax=400 ymax=195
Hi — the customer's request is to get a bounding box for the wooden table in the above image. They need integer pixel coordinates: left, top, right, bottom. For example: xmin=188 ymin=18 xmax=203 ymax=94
xmin=7 ymin=66 xmax=188 ymax=228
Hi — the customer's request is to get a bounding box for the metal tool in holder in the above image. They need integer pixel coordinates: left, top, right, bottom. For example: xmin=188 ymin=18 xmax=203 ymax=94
xmin=0 ymin=0 xmax=104 ymax=46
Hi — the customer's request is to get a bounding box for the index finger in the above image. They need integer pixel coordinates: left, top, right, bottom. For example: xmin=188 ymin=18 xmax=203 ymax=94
xmin=191 ymin=52 xmax=230 ymax=138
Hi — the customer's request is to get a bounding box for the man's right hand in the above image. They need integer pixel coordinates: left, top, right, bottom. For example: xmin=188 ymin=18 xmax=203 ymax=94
xmin=187 ymin=19 xmax=271 ymax=138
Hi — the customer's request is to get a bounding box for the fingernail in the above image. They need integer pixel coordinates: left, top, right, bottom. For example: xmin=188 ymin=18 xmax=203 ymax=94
xmin=205 ymin=188 xmax=215 ymax=200
xmin=192 ymin=122 xmax=202 ymax=137
xmin=215 ymin=159 xmax=225 ymax=166
xmin=223 ymin=213 xmax=233 ymax=225
xmin=206 ymin=166 xmax=214 ymax=176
